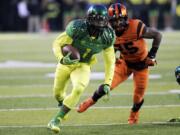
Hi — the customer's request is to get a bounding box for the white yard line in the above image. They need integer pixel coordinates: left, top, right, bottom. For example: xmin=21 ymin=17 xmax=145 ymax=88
xmin=0 ymin=121 xmax=179 ymax=128
xmin=46 ymin=73 xmax=161 ymax=80
xmin=0 ymin=61 xmax=56 ymax=68
xmin=0 ymin=84 xmax=52 ymax=88
xmin=0 ymin=73 xmax=161 ymax=80
xmin=0 ymin=81 xmax=169 ymax=88
xmin=0 ymin=76 xmax=46 ymax=79
xmin=0 ymin=91 xmax=178 ymax=99
xmin=0 ymin=61 xmax=162 ymax=79
xmin=0 ymin=95 xmax=52 ymax=98
xmin=1 ymin=104 xmax=180 ymax=112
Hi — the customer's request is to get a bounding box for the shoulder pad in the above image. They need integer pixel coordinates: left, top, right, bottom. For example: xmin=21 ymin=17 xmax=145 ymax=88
xmin=66 ymin=19 xmax=87 ymax=39
xmin=101 ymin=26 xmax=115 ymax=45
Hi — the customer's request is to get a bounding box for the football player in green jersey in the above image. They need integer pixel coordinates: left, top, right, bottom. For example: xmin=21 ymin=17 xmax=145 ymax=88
xmin=47 ymin=4 xmax=115 ymax=133
xmin=175 ymin=66 xmax=180 ymax=85
xmin=168 ymin=66 xmax=180 ymax=122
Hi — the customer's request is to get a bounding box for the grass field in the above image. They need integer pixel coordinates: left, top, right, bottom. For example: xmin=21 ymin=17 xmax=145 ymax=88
xmin=0 ymin=31 xmax=180 ymax=135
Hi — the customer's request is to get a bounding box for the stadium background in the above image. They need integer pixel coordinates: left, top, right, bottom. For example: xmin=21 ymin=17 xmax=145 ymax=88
xmin=0 ymin=0 xmax=180 ymax=135
xmin=1 ymin=0 xmax=180 ymax=32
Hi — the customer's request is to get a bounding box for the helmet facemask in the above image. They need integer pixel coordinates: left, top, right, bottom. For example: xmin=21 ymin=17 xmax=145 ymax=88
xmin=88 ymin=14 xmax=108 ymax=28
xmin=109 ymin=16 xmax=128 ymax=36
xmin=86 ymin=5 xmax=108 ymax=38
xmin=108 ymin=3 xmax=128 ymax=36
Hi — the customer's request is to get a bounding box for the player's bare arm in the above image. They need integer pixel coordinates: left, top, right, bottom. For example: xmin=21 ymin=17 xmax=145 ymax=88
xmin=141 ymin=27 xmax=162 ymax=58
xmin=141 ymin=27 xmax=162 ymax=66
xmin=141 ymin=27 xmax=162 ymax=49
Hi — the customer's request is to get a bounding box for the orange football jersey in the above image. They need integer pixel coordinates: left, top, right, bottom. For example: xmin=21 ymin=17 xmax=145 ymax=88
xmin=114 ymin=19 xmax=148 ymax=62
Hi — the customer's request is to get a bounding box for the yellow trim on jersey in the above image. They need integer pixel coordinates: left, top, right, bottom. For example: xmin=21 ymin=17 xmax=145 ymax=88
xmin=103 ymin=46 xmax=115 ymax=85
xmin=52 ymin=32 xmax=73 ymax=61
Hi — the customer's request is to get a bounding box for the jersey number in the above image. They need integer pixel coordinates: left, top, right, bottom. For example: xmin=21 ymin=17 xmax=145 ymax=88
xmin=115 ymin=42 xmax=138 ymax=55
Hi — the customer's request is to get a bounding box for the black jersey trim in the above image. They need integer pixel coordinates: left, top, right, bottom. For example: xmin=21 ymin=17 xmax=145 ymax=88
xmin=142 ymin=26 xmax=147 ymax=35
xmin=137 ymin=21 xmax=143 ymax=39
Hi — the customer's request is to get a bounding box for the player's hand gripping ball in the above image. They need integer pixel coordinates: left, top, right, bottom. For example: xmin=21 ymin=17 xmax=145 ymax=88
xmin=61 ymin=45 xmax=80 ymax=65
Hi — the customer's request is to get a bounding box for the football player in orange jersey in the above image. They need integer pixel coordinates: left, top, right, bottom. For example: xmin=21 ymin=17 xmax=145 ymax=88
xmin=77 ymin=3 xmax=162 ymax=124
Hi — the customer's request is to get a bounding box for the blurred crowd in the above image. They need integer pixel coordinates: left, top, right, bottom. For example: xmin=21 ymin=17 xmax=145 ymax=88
xmin=0 ymin=0 xmax=180 ymax=32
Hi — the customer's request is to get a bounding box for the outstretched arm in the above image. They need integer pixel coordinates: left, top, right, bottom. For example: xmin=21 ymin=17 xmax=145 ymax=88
xmin=141 ymin=27 xmax=162 ymax=58
xmin=91 ymin=46 xmax=115 ymax=102
xmin=103 ymin=46 xmax=115 ymax=85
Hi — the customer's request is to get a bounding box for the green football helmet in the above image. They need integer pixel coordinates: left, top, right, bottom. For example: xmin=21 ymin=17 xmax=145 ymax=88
xmin=87 ymin=4 xmax=108 ymax=27
xmin=175 ymin=66 xmax=180 ymax=85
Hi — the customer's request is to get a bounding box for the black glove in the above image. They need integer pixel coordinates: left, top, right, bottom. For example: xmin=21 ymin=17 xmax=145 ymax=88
xmin=146 ymin=47 xmax=158 ymax=66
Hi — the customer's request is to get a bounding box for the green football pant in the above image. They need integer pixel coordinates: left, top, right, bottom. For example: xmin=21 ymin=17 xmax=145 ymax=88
xmin=53 ymin=63 xmax=91 ymax=109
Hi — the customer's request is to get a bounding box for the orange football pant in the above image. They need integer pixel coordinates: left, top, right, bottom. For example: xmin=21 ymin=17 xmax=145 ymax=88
xmin=111 ymin=59 xmax=149 ymax=104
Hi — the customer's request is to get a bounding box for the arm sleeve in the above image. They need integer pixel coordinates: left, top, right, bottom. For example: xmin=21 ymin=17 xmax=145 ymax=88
xmin=52 ymin=32 xmax=73 ymax=61
xmin=103 ymin=46 xmax=115 ymax=85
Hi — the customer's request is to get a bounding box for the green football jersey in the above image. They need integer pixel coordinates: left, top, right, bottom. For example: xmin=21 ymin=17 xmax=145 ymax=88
xmin=66 ymin=19 xmax=115 ymax=63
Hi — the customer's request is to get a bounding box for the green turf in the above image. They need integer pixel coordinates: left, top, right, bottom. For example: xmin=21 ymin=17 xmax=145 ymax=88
xmin=1 ymin=124 xmax=180 ymax=135
xmin=0 ymin=32 xmax=180 ymax=135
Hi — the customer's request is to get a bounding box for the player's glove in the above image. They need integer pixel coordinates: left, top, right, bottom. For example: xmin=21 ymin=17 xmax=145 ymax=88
xmin=101 ymin=84 xmax=111 ymax=102
xmin=61 ymin=52 xmax=79 ymax=65
xmin=145 ymin=47 xmax=158 ymax=66
xmin=145 ymin=56 xmax=157 ymax=66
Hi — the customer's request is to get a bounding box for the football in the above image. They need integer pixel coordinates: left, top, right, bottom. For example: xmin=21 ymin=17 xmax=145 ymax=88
xmin=61 ymin=45 xmax=80 ymax=60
